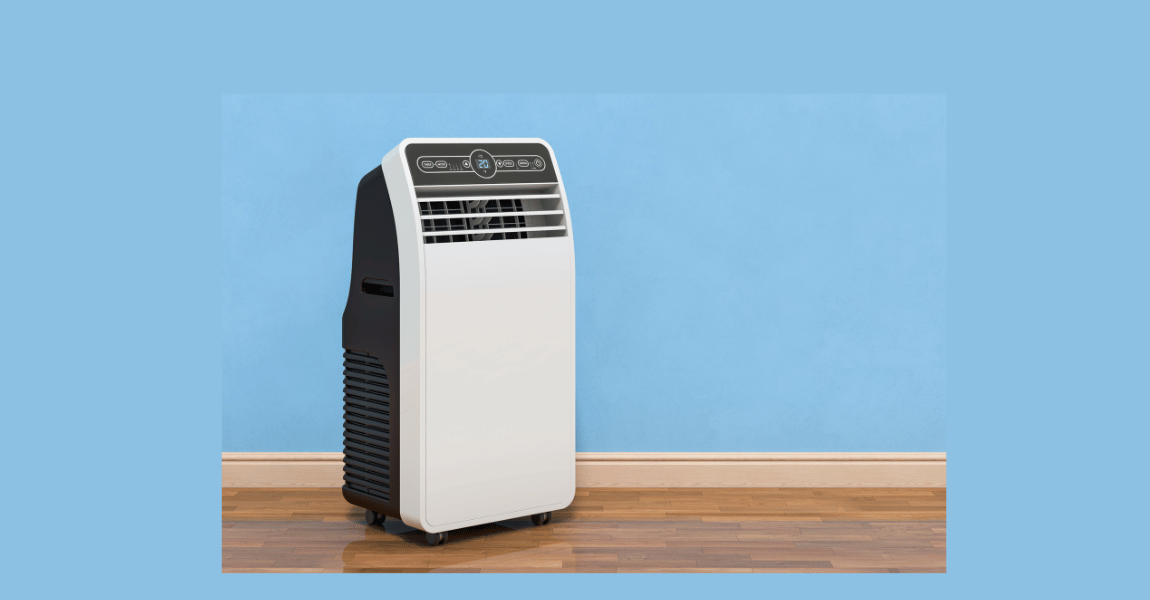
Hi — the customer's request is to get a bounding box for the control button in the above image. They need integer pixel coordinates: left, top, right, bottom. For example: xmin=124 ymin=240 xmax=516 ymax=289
xmin=495 ymin=160 xmax=503 ymax=167
xmin=534 ymin=158 xmax=544 ymax=168
xmin=462 ymin=160 xmax=470 ymax=168
xmin=435 ymin=160 xmax=448 ymax=168
xmin=518 ymin=159 xmax=530 ymax=167
xmin=421 ymin=160 xmax=434 ymax=169
xmin=501 ymin=159 xmax=515 ymax=168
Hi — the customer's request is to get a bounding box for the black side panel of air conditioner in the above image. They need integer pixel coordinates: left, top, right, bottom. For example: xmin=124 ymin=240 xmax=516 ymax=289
xmin=341 ymin=165 xmax=401 ymax=520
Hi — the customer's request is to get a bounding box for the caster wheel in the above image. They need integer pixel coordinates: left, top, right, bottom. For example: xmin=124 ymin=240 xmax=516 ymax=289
xmin=530 ymin=511 xmax=552 ymax=526
xmin=426 ymin=531 xmax=449 ymax=546
xmin=365 ymin=509 xmax=385 ymax=526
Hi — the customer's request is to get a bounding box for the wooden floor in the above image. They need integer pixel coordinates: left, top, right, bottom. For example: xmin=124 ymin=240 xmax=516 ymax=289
xmin=223 ymin=488 xmax=945 ymax=573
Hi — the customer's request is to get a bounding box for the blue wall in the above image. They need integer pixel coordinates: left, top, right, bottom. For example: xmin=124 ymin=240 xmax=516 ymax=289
xmin=222 ymin=94 xmax=945 ymax=452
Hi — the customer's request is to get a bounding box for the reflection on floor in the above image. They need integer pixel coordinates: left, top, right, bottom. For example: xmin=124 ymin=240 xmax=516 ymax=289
xmin=223 ymin=488 xmax=945 ymax=573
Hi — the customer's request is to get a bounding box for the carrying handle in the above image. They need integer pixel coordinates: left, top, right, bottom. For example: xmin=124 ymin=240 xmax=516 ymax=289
xmin=361 ymin=278 xmax=393 ymax=297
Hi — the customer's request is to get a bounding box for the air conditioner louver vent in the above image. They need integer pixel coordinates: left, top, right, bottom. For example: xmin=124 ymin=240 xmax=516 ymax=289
xmin=343 ymin=350 xmax=390 ymax=502
xmin=416 ymin=190 xmax=567 ymax=244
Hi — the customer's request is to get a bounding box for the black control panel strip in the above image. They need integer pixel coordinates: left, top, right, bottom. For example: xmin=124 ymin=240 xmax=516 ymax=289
xmin=416 ymin=155 xmax=546 ymax=174
xmin=405 ymin=143 xmax=558 ymax=186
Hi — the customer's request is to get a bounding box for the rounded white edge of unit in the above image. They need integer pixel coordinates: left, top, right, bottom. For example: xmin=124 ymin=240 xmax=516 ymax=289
xmin=411 ymin=495 xmax=576 ymax=534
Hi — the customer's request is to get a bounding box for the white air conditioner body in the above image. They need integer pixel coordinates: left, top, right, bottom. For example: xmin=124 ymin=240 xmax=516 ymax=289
xmin=342 ymin=138 xmax=575 ymax=541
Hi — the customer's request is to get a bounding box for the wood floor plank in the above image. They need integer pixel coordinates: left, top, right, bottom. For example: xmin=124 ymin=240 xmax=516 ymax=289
xmin=223 ymin=487 xmax=944 ymax=573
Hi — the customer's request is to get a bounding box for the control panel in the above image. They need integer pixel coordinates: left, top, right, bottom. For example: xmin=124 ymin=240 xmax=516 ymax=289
xmin=415 ymin=154 xmax=546 ymax=176
xmin=405 ymin=142 xmax=557 ymax=186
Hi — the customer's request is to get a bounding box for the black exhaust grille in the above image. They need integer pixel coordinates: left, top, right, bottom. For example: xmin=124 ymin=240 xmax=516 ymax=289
xmin=343 ymin=350 xmax=390 ymax=502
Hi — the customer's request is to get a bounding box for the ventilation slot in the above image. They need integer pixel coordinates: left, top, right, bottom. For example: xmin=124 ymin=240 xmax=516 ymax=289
xmin=343 ymin=350 xmax=390 ymax=502
xmin=417 ymin=189 xmax=568 ymax=244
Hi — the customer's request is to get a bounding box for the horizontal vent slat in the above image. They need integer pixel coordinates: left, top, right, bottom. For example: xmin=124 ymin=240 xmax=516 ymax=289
xmin=345 ymin=417 xmax=389 ymax=433
xmin=344 ymin=352 xmax=386 ymax=365
xmin=345 ymin=447 xmax=389 ymax=466
xmin=342 ymin=443 xmax=388 ymax=462
xmin=346 ymin=482 xmax=389 ymax=502
xmin=419 ymin=209 xmax=564 ymax=220
xmin=344 ymin=386 xmax=389 ymax=403
xmin=344 ymin=415 xmax=389 ymax=432
xmin=418 ymin=193 xmax=560 ymax=202
xmin=344 ymin=398 xmax=389 ymax=416
xmin=344 ymin=363 xmax=386 ymax=378
xmin=415 ymin=183 xmax=559 ymax=197
xmin=345 ymin=380 xmax=389 ymax=396
xmin=344 ymin=440 xmax=389 ymax=460
xmin=345 ymin=368 xmax=387 ymax=381
xmin=345 ymin=464 xmax=389 ymax=487
xmin=344 ymin=430 xmax=390 ymax=450
xmin=345 ymin=475 xmax=390 ymax=498
xmin=345 ymin=420 xmax=389 ymax=438
xmin=343 ymin=351 xmax=383 ymax=365
xmin=345 ymin=373 xmax=388 ymax=387
xmin=424 ymin=225 xmax=566 ymax=236
xmin=342 ymin=457 xmax=388 ymax=475
xmin=344 ymin=404 xmax=389 ymax=421
xmin=344 ymin=370 xmax=389 ymax=387
xmin=346 ymin=471 xmax=389 ymax=496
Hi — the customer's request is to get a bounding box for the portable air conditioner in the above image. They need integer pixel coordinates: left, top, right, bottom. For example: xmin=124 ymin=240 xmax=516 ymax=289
xmin=341 ymin=138 xmax=575 ymax=545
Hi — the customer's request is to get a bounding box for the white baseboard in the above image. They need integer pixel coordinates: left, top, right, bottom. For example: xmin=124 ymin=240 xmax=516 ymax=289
xmin=222 ymin=452 xmax=945 ymax=488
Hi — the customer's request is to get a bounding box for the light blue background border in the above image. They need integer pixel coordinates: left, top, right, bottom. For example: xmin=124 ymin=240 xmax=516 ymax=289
xmin=4 ymin=1 xmax=1146 ymax=597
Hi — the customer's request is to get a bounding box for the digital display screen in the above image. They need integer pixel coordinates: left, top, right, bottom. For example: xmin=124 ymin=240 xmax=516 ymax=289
xmin=470 ymin=149 xmax=496 ymax=178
